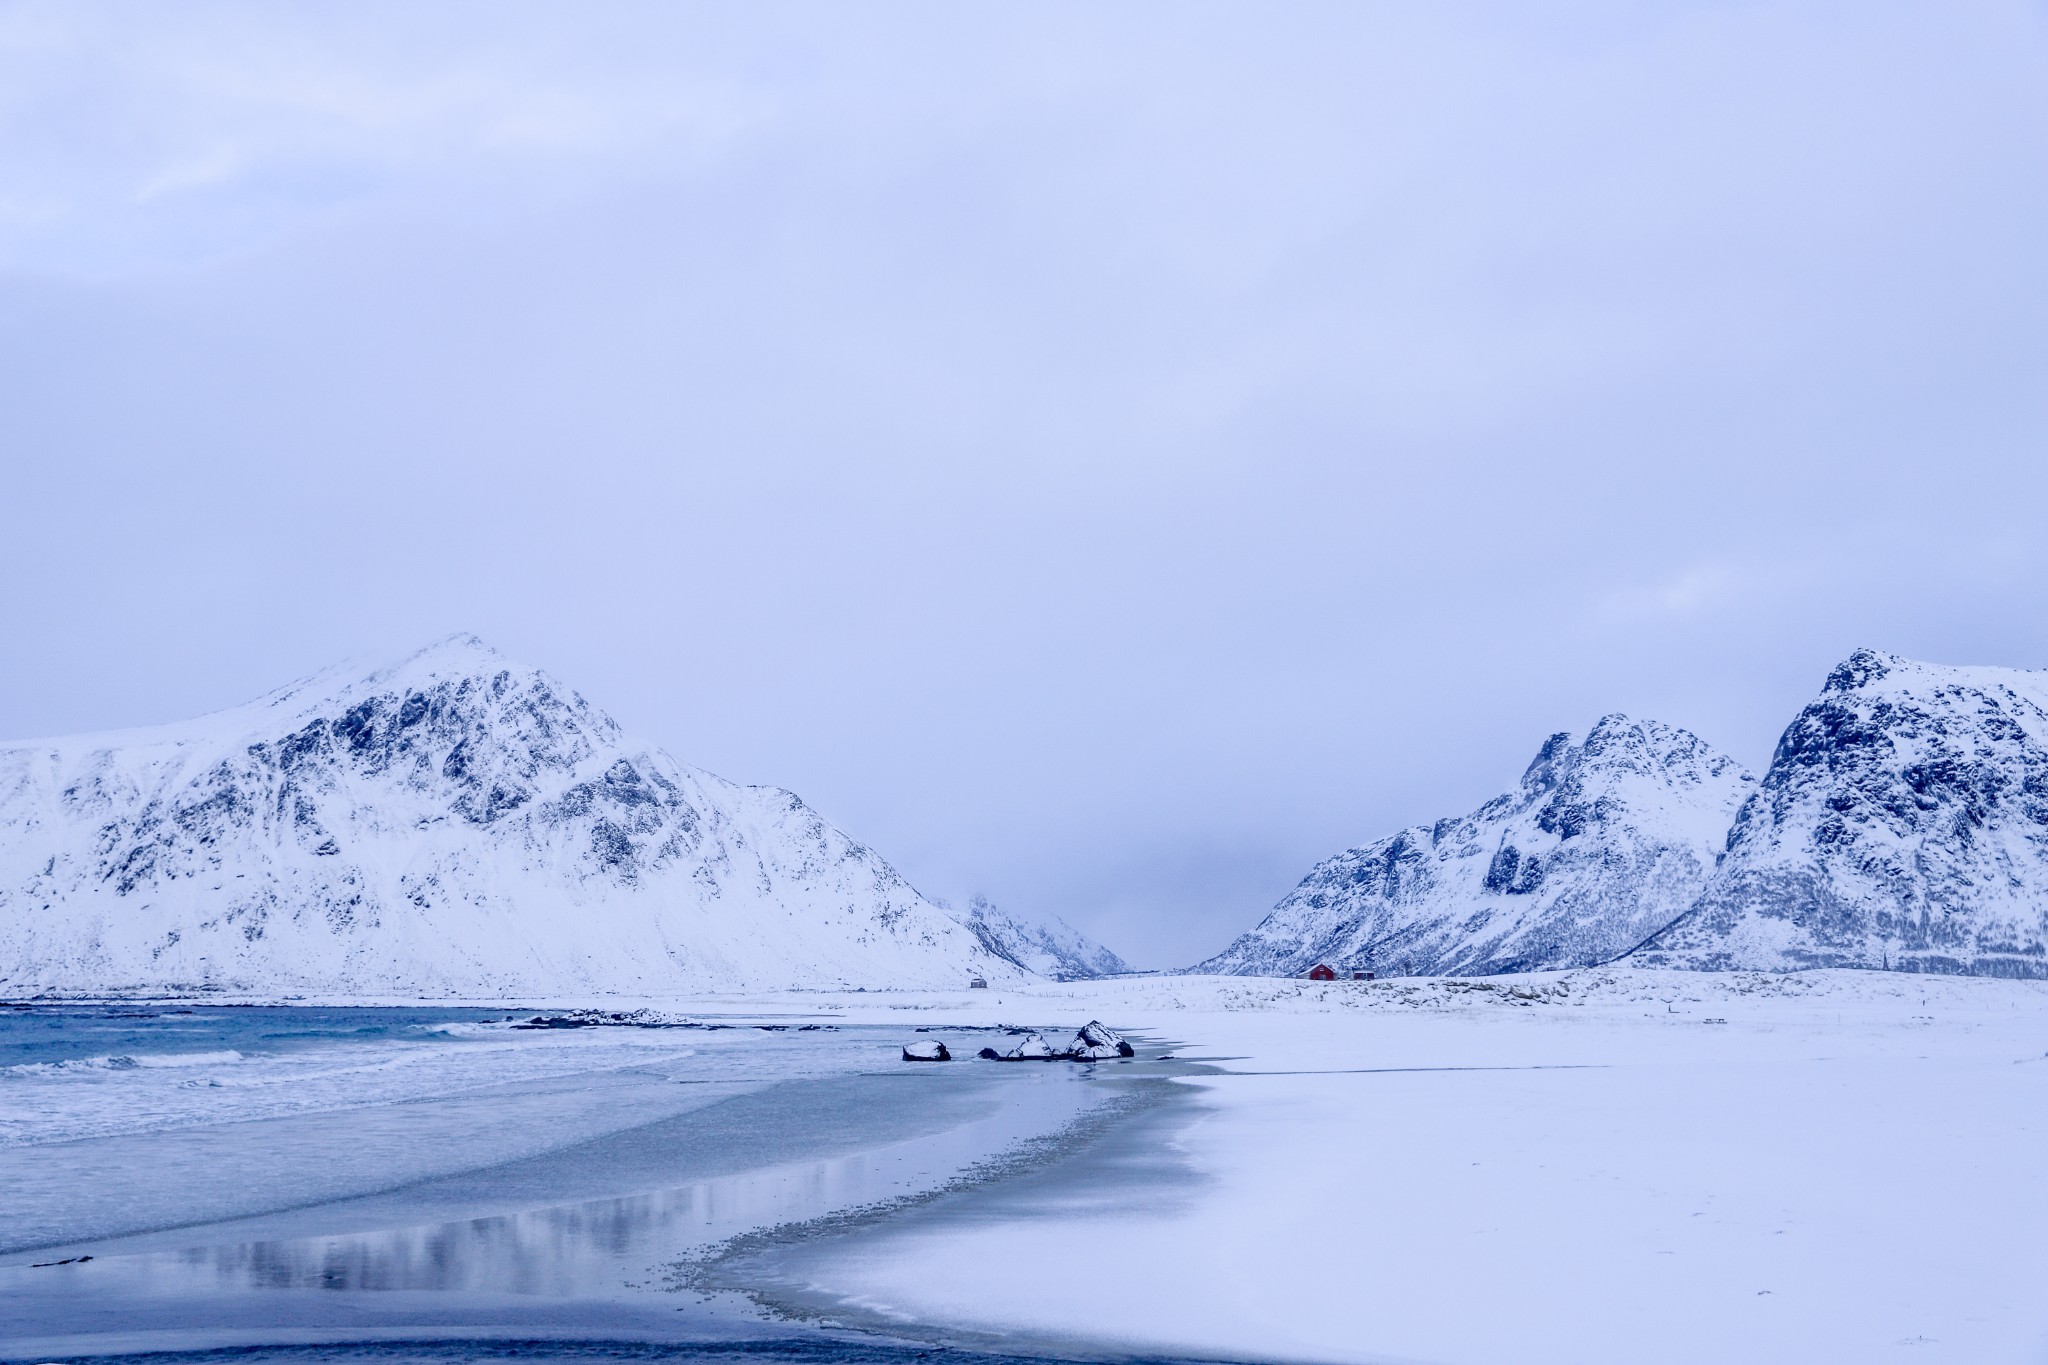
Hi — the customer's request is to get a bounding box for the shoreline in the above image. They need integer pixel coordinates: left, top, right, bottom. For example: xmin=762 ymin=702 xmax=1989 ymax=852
xmin=10 ymin=961 xmax=2044 ymax=1015
xmin=2 ymin=1013 xmax=1202 ymax=1363
xmin=695 ymin=1070 xmax=1216 ymax=1360
xmin=10 ymin=973 xmax=2046 ymax=1363
xmin=677 ymin=1065 xmax=1205 ymax=1327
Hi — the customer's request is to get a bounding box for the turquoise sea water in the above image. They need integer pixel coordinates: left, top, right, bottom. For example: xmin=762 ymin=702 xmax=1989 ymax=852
xmin=0 ymin=1003 xmax=513 ymax=1071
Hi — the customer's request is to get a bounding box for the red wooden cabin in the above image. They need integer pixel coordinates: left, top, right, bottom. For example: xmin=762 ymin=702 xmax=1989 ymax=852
xmin=1305 ymin=963 xmax=1337 ymax=981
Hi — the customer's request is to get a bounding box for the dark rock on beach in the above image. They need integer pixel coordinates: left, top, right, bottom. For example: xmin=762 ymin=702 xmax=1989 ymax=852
xmin=979 ymin=1022 xmax=1134 ymax=1061
xmin=1068 ymin=1019 xmax=1135 ymax=1059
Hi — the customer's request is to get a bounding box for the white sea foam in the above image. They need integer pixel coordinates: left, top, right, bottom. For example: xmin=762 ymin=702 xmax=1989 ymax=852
xmin=0 ymin=1022 xmax=806 ymax=1149
xmin=1 ymin=1048 xmax=243 ymax=1078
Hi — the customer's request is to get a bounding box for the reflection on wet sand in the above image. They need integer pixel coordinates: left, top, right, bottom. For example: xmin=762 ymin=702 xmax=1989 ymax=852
xmin=189 ymin=1159 xmax=885 ymax=1298
xmin=11 ymin=1064 xmax=1110 ymax=1323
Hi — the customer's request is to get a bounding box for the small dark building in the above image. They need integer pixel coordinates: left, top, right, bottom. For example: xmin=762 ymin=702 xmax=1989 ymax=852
xmin=1305 ymin=963 xmax=1338 ymax=981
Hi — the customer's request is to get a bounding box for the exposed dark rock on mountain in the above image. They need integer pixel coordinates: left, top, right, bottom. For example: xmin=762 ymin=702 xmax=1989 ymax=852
xmin=1633 ymin=650 xmax=2048 ymax=978
xmin=0 ymin=635 xmax=1016 ymax=997
xmin=1197 ymin=716 xmax=1756 ymax=977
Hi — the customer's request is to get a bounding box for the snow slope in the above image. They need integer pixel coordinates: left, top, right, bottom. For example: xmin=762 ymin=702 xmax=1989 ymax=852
xmin=1634 ymin=649 xmax=2048 ymax=978
xmin=1199 ymin=715 xmax=1754 ymax=976
xmin=0 ymin=636 xmax=1017 ymax=997
xmin=944 ymin=894 xmax=1129 ymax=979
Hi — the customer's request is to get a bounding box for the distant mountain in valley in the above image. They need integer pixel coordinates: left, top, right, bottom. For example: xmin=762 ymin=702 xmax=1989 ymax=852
xmin=0 ymin=635 xmax=1017 ymax=997
xmin=1196 ymin=716 xmax=1756 ymax=978
xmin=944 ymin=894 xmax=1129 ymax=979
xmin=1632 ymin=650 xmax=2048 ymax=978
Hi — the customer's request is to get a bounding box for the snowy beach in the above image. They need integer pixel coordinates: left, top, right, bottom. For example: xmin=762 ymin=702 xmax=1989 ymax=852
xmin=0 ymin=1005 xmax=1147 ymax=1360
xmin=7 ymin=970 xmax=2047 ymax=1364
xmin=12 ymin=7 xmax=2048 ymax=1364
xmin=752 ymin=971 xmax=2048 ymax=1365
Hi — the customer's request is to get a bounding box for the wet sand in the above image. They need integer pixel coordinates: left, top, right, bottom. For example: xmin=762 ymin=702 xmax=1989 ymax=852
xmin=2 ymin=1017 xmax=1203 ymax=1364
xmin=696 ymin=1061 xmax=1211 ymax=1353
xmin=686 ymin=1081 xmax=1198 ymax=1292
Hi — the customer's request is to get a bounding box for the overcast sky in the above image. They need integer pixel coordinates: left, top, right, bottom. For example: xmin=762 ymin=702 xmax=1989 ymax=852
xmin=4 ymin=2 xmax=2046 ymax=965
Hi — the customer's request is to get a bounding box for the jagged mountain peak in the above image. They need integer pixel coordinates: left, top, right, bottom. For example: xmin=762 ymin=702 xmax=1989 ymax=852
xmin=1633 ymin=651 xmax=2048 ymax=977
xmin=1812 ymin=646 xmax=2048 ymax=704
xmin=1517 ymin=729 xmax=1577 ymax=793
xmin=41 ymin=634 xmax=552 ymax=757
xmin=373 ymin=631 xmax=509 ymax=682
xmin=1811 ymin=646 xmax=2043 ymax=701
xmin=1196 ymin=715 xmax=1756 ymax=978
xmin=1824 ymin=646 xmax=1903 ymax=694
xmin=1515 ymin=714 xmax=1742 ymax=797
xmin=254 ymin=633 xmax=546 ymax=724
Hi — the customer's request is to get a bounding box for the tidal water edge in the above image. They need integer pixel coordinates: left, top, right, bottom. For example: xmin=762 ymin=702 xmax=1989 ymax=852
xmin=1 ymin=1006 xmax=1203 ymax=1364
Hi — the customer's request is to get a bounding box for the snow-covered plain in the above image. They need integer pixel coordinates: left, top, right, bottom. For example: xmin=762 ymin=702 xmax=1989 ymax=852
xmin=6 ymin=971 xmax=2045 ymax=1365
xmin=739 ymin=971 xmax=2048 ymax=1365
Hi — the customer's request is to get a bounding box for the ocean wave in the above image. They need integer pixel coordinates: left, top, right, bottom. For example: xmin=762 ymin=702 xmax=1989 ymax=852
xmin=1 ymin=1048 xmax=244 ymax=1078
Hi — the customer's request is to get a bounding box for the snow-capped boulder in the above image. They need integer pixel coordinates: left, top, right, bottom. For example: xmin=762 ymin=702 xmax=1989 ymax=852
xmin=0 ymin=635 xmax=1022 ymax=997
xmin=1197 ymin=715 xmax=1755 ymax=978
xmin=943 ymin=895 xmax=1129 ymax=980
xmin=1632 ymin=650 xmax=2048 ymax=978
xmin=991 ymin=1033 xmax=1060 ymax=1060
xmin=1067 ymin=1020 xmax=1134 ymax=1059
xmin=901 ymin=1040 xmax=952 ymax=1061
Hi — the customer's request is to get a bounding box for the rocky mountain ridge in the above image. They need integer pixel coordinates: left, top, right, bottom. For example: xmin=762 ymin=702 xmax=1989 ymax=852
xmin=1197 ymin=715 xmax=1756 ymax=977
xmin=1633 ymin=650 xmax=2048 ymax=977
xmin=0 ymin=635 xmax=1016 ymax=997
xmin=1206 ymin=650 xmax=2048 ymax=981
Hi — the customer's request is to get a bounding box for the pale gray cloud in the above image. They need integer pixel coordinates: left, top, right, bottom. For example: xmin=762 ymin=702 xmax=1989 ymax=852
xmin=4 ymin=1 xmax=2046 ymax=963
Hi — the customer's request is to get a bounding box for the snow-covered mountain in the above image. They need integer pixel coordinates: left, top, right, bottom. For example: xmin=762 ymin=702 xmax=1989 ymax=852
xmin=945 ymin=894 xmax=1129 ymax=979
xmin=1632 ymin=650 xmax=2048 ymax=978
xmin=0 ymin=636 xmax=1019 ymax=997
xmin=1197 ymin=715 xmax=1756 ymax=977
